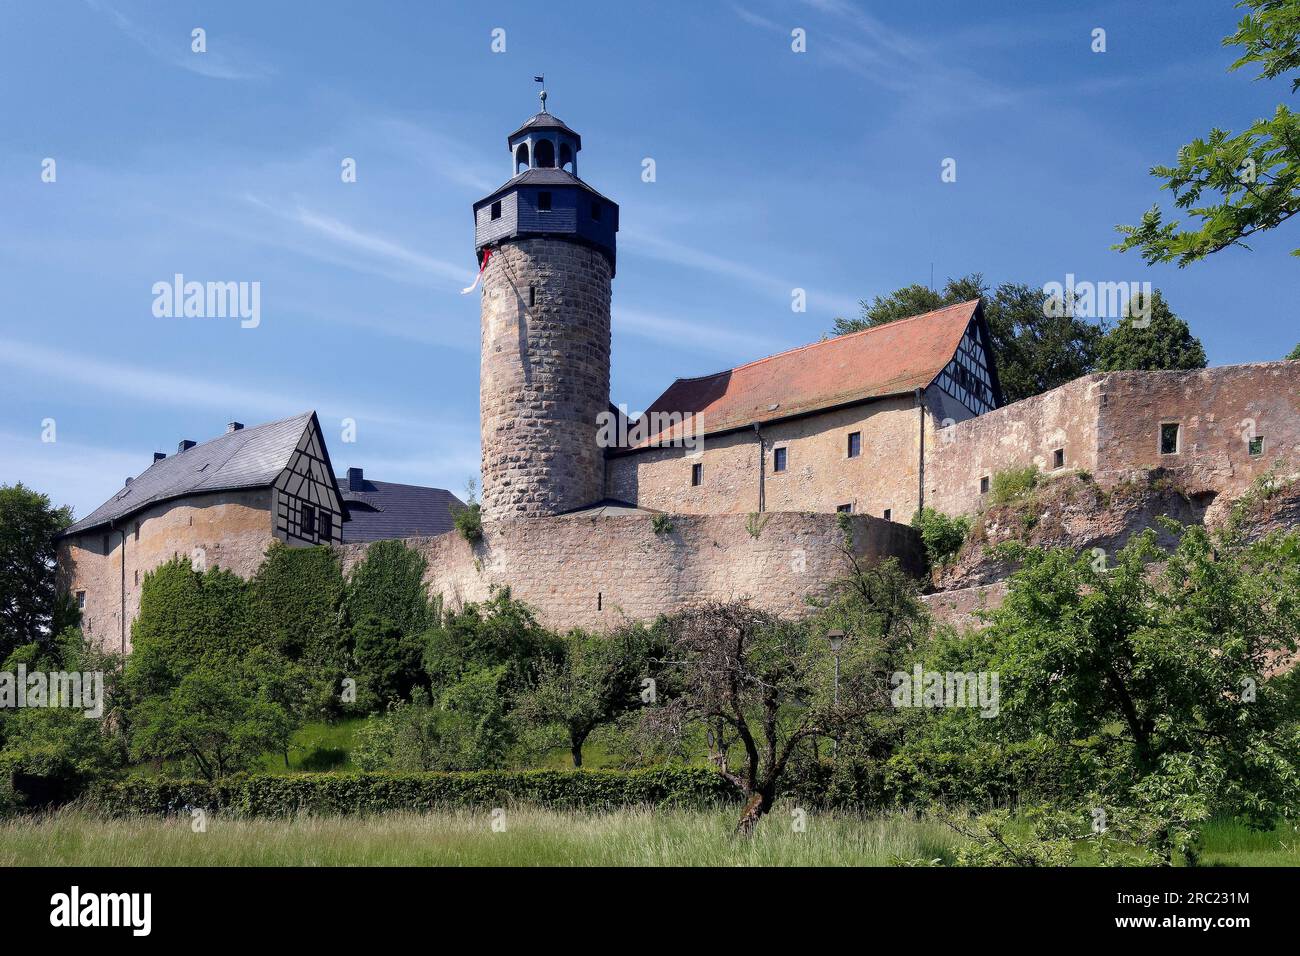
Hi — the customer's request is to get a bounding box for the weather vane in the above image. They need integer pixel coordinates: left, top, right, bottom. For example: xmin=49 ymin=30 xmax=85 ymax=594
xmin=534 ymin=74 xmax=547 ymax=112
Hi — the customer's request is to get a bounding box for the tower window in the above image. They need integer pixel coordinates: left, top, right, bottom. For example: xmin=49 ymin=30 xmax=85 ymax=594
xmin=560 ymin=142 xmax=574 ymax=172
xmin=76 ymin=591 xmax=85 ymax=610
xmin=591 ymin=201 xmax=601 ymax=221
xmin=1052 ymin=448 xmax=1064 ymax=469
xmin=1248 ymin=435 xmax=1264 ymax=457
xmin=773 ymin=447 xmax=787 ymax=472
xmin=691 ymin=463 xmax=703 ymax=487
xmin=534 ymin=139 xmax=555 ymax=168
xmin=514 ymin=143 xmax=529 ymax=174
xmin=847 ymin=431 xmax=861 ymax=458
xmin=529 ymin=285 xmax=537 ymax=308
xmin=883 ymin=508 xmax=892 ymax=522
xmin=490 ymin=200 xmax=501 ymax=221
xmin=537 ymin=191 xmax=552 ymax=212
xmin=979 ymin=475 xmax=990 ymax=494
xmin=1160 ymin=423 xmax=1181 ymax=455
xmin=301 ymin=504 xmax=316 ymax=538
xmin=836 ymin=503 xmax=853 ymax=514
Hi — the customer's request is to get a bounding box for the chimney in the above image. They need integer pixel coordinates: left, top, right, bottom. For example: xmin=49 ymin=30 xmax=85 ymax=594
xmin=347 ymin=467 xmax=364 ymax=491
xmin=177 ymin=439 xmax=196 ymax=453
xmin=226 ymin=421 xmax=244 ymax=433
xmin=153 ymin=452 xmax=167 ymax=463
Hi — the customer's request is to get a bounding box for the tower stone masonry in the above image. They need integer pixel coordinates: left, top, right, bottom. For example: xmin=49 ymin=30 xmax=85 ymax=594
xmin=473 ymin=95 xmax=619 ymax=520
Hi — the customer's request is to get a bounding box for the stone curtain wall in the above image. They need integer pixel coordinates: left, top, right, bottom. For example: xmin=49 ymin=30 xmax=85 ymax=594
xmin=339 ymin=512 xmax=924 ymax=631
xmin=926 ymin=363 xmax=1300 ymax=518
xmin=479 ymin=239 xmax=612 ymax=520
xmin=1094 ymin=362 xmax=1300 ymax=495
xmin=925 ymin=375 xmax=1105 ymax=518
xmin=57 ymin=489 xmax=275 ymax=654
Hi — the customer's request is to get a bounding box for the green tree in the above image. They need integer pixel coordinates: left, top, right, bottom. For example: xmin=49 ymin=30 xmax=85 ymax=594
xmin=423 ymin=588 xmax=559 ymax=696
xmin=985 ymin=524 xmax=1300 ymax=832
xmin=0 ymin=484 xmax=74 ymax=660
xmin=129 ymin=664 xmax=296 ymax=781
xmin=352 ymin=615 xmax=426 ymax=707
xmin=1115 ymin=0 xmax=1300 ymax=264
xmin=516 ymin=625 xmax=654 ymax=767
xmin=344 ymin=540 xmax=435 ymax=639
xmin=910 ymin=508 xmax=971 ymax=569
xmin=1287 ymin=342 xmax=1300 ymax=359
xmin=833 ymin=275 xmax=1101 ymax=402
xmin=1093 ymin=291 xmax=1208 ymax=372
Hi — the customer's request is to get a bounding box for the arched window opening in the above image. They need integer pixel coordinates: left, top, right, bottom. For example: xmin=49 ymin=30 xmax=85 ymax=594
xmin=514 ymin=143 xmax=529 ymax=174
xmin=559 ymin=142 xmax=574 ymax=172
xmin=534 ymin=139 xmax=555 ymax=168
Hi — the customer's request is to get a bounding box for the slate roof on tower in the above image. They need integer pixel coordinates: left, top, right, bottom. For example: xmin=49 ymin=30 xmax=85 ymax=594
xmin=60 ymin=412 xmax=318 ymax=537
xmin=508 ymin=111 xmax=581 ymax=147
xmin=618 ymin=300 xmax=1000 ymax=449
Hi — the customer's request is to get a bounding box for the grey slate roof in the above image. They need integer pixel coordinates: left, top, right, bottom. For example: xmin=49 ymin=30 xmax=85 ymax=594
xmin=339 ymin=475 xmax=465 ymax=543
xmin=61 ymin=412 xmax=314 ymax=538
xmin=508 ymin=111 xmax=581 ymax=147
xmin=478 ymin=167 xmax=615 ymax=205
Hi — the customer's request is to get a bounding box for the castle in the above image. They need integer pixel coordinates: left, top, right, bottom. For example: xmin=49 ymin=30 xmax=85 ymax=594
xmin=58 ymin=97 xmax=1300 ymax=651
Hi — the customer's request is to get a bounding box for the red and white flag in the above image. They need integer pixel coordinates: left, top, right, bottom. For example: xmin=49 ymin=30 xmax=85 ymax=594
xmin=461 ymin=249 xmax=492 ymax=294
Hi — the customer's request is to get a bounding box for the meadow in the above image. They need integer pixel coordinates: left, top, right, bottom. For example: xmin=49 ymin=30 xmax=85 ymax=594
xmin=2 ymin=807 xmax=1296 ymax=867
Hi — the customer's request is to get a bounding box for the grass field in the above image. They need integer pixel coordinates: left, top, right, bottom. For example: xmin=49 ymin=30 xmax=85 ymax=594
xmin=2 ymin=808 xmax=1296 ymax=866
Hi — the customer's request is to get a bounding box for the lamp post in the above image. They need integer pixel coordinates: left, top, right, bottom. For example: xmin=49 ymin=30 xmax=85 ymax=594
xmin=827 ymin=629 xmax=845 ymax=757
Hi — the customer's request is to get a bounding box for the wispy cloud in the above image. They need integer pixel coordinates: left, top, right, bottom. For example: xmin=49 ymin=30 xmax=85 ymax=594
xmin=243 ymin=194 xmax=472 ymax=287
xmin=615 ymin=307 xmax=793 ymax=361
xmin=85 ymin=0 xmax=272 ymax=80
xmin=0 ymin=338 xmax=427 ymax=432
xmin=621 ymin=225 xmax=861 ymax=317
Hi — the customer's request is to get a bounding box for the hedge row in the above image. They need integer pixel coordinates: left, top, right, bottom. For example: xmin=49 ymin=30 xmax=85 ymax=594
xmin=89 ymin=767 xmax=743 ymax=817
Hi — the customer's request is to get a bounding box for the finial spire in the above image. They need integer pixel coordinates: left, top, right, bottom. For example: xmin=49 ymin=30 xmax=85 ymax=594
xmin=534 ymin=74 xmax=547 ymax=112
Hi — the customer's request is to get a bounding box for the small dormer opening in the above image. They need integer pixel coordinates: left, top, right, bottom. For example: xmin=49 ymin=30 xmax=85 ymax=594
xmin=537 ymin=191 xmax=552 ymax=212
xmin=514 ymin=143 xmax=529 ymax=174
xmin=490 ymin=200 xmax=502 ymax=221
xmin=591 ymin=201 xmax=601 ymax=221
xmin=534 ymin=139 xmax=555 ymax=168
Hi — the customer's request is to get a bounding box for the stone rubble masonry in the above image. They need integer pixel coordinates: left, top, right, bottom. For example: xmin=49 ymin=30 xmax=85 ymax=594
xmin=606 ymin=390 xmax=976 ymax=521
xmin=926 ymin=361 xmax=1300 ymax=518
xmin=338 ymin=512 xmax=924 ymax=632
xmin=479 ymin=238 xmax=612 ymax=521
xmin=57 ymin=489 xmax=276 ymax=655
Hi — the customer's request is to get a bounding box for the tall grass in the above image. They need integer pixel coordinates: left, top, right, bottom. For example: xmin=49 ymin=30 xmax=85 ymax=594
xmin=0 ymin=805 xmax=962 ymax=867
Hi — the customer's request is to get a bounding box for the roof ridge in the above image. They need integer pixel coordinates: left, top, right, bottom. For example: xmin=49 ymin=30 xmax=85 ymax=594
xmin=665 ymin=299 xmax=979 ymax=386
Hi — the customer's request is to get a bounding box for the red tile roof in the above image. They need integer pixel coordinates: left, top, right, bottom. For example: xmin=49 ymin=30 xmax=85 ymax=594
xmin=630 ymin=300 xmax=981 ymax=447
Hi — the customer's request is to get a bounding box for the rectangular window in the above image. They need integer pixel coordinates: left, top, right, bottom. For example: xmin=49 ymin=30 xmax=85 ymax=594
xmin=691 ymin=462 xmax=703 ymax=487
xmin=591 ymin=201 xmax=601 ymax=221
xmin=1052 ymin=448 xmax=1064 ymax=470
xmin=537 ymin=191 xmax=552 ymax=212
xmin=76 ymin=591 xmax=85 ymax=610
xmin=836 ymin=503 xmax=853 ymax=514
xmin=301 ymin=504 xmax=316 ymax=538
xmin=490 ymin=200 xmax=502 ymax=221
xmin=133 ymin=522 xmax=140 ymax=541
xmin=1248 ymin=436 xmax=1264 ymax=457
xmin=847 ymin=431 xmax=861 ymax=458
xmin=773 ymin=447 xmax=787 ymax=472
xmin=979 ymin=476 xmax=990 ymax=495
xmin=1160 ymin=423 xmax=1181 ymax=455
xmin=882 ymin=508 xmax=892 ymax=522
xmin=320 ymin=512 xmax=332 ymax=542
xmin=529 ymin=285 xmax=536 ymax=308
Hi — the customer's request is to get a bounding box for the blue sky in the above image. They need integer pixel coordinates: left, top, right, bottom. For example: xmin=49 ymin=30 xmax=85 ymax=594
xmin=2 ymin=0 xmax=1296 ymax=519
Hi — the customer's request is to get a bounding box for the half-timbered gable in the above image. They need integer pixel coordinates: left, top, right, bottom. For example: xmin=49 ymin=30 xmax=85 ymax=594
xmin=931 ymin=311 xmax=1002 ymax=416
xmin=273 ymin=414 xmax=345 ymax=546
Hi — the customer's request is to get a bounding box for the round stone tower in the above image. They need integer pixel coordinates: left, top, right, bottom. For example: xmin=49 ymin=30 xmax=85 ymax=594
xmin=473 ymin=92 xmax=619 ymax=520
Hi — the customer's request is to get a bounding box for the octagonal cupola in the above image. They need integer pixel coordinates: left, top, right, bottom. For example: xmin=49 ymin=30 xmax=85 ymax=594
xmin=472 ymin=86 xmax=619 ymax=275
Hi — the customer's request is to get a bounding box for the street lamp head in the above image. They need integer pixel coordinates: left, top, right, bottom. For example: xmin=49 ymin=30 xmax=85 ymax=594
xmin=827 ymin=629 xmax=845 ymax=653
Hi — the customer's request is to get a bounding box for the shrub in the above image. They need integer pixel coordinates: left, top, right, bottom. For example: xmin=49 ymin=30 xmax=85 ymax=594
xmin=88 ymin=767 xmax=742 ymax=817
xmin=987 ymin=466 xmax=1039 ymax=507
xmin=910 ymin=508 xmax=970 ymax=567
xmin=454 ymin=480 xmax=483 ymax=542
xmin=651 ymin=513 xmax=674 ymax=535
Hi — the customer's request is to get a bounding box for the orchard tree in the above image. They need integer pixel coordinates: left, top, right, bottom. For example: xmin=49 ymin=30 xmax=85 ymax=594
xmin=516 ymin=625 xmax=654 ymax=767
xmin=1093 ymin=290 xmax=1208 ymax=372
xmin=1115 ymin=0 xmax=1300 ymax=264
xmin=0 ymin=483 xmax=74 ymax=659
